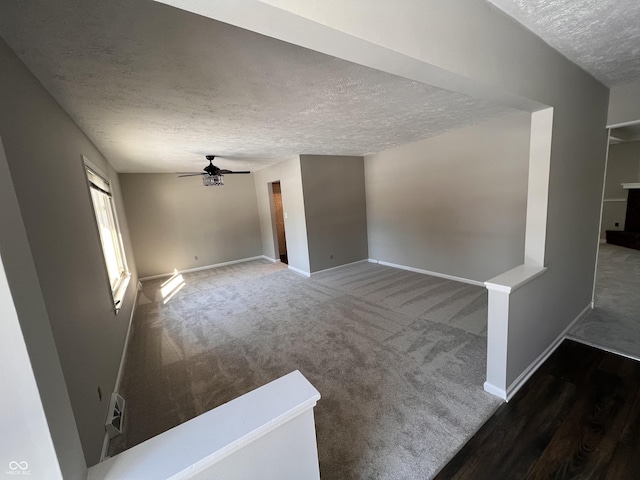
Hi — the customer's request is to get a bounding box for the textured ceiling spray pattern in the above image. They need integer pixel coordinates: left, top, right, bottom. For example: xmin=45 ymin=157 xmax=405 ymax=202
xmin=0 ymin=0 xmax=513 ymax=172
xmin=488 ymin=0 xmax=640 ymax=86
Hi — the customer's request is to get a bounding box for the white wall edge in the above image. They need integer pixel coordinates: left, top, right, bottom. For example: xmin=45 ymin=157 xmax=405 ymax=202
xmin=88 ymin=370 xmax=320 ymax=480
xmin=375 ymin=260 xmax=484 ymax=287
xmin=288 ymin=265 xmax=311 ymax=277
xmin=602 ymin=198 xmax=627 ymax=202
xmin=622 ymin=183 xmax=640 ymax=189
xmin=139 ymin=256 xmax=266 ymax=281
xmin=503 ymin=302 xmax=593 ymax=402
xmin=309 ymin=259 xmax=368 ymax=276
xmin=485 ymin=265 xmax=547 ymax=294
xmin=483 ymin=381 xmax=506 ymax=400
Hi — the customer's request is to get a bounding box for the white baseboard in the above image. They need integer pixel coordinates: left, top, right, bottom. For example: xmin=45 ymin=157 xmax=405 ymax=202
xmin=287 ymin=265 xmax=311 ymax=277
xmin=261 ymin=255 xmax=281 ymax=263
xmin=483 ymin=381 xmax=506 ymax=399
xmin=502 ymin=302 xmax=593 ymax=402
xmin=139 ymin=256 xmax=267 ymax=281
xmin=101 ymin=284 xmax=140 ymax=462
xmin=368 ymin=258 xmax=484 ymax=287
xmin=310 ymin=259 xmax=369 ymax=276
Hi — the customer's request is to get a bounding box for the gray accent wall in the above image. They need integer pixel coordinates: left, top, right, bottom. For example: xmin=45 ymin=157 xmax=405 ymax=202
xmin=254 ymin=157 xmax=311 ymax=274
xmin=120 ymin=173 xmax=262 ymax=279
xmin=300 ymin=155 xmax=368 ymax=273
xmin=0 ymin=37 xmax=138 ymax=467
xmin=601 ymin=141 xmax=640 ymax=237
xmin=366 ymin=112 xmax=531 ymax=282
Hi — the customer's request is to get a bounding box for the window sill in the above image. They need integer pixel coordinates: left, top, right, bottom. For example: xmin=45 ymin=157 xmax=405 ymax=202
xmin=112 ymin=273 xmax=131 ymax=315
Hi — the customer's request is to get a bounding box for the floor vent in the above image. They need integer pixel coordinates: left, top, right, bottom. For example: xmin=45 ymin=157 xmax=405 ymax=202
xmin=105 ymin=393 xmax=125 ymax=439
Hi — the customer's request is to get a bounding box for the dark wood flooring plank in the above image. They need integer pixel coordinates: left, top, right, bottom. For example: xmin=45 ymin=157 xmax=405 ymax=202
xmin=434 ymin=373 xmax=575 ymax=480
xmin=438 ymin=340 xmax=640 ymax=480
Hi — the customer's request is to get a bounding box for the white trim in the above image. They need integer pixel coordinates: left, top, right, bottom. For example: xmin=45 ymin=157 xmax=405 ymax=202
xmin=100 ymin=432 xmax=110 ymax=463
xmin=602 ymin=198 xmax=627 ymax=202
xmin=485 ymin=265 xmax=547 ymax=294
xmin=622 ymin=183 xmax=640 ymax=189
xmin=607 ymin=119 xmax=640 ymax=129
xmin=100 ymin=285 xmax=140 ymax=463
xmin=482 ymin=381 xmax=506 ymax=399
xmin=373 ymin=259 xmax=484 ymax=286
xmin=139 ymin=256 xmax=267 ymax=281
xmin=287 ymin=265 xmax=311 ymax=277
xmin=88 ymin=371 xmax=320 ymax=480
xmin=309 ymin=259 xmax=368 ymax=276
xmin=599 ymin=238 xmax=607 ymax=244
xmin=260 ymin=255 xmax=281 ymax=263
xmin=114 ymin=289 xmax=138 ymax=393
xmin=367 ymin=258 xmax=379 ymax=264
xmin=502 ymin=303 xmax=592 ymax=401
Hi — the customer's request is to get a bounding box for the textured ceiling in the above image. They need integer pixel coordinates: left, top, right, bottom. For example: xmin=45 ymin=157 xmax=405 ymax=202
xmin=0 ymin=0 xmax=514 ymax=173
xmin=488 ymin=0 xmax=640 ymax=86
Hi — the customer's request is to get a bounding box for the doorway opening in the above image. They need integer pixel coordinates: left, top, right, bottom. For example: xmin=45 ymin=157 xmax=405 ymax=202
xmin=270 ymin=181 xmax=288 ymax=264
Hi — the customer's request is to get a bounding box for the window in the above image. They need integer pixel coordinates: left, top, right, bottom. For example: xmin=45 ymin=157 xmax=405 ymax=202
xmin=84 ymin=157 xmax=130 ymax=313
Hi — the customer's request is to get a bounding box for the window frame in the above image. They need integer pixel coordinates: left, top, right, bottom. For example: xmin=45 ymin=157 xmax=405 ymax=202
xmin=83 ymin=156 xmax=130 ymax=314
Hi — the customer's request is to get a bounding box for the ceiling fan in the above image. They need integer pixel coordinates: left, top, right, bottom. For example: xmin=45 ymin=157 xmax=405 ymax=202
xmin=177 ymin=155 xmax=250 ymax=186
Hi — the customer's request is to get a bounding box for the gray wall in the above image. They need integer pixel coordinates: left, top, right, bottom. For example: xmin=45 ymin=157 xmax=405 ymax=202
xmin=300 ymin=155 xmax=368 ymax=273
xmin=0 ymin=137 xmax=85 ymax=479
xmin=366 ymin=112 xmax=531 ymax=282
xmin=0 ymin=37 xmax=138 ymax=467
xmin=254 ymin=157 xmax=311 ymax=274
xmin=608 ymin=81 xmax=640 ymax=126
xmin=601 ymin=141 xmax=640 ymax=237
xmin=120 ymin=173 xmax=262 ymax=278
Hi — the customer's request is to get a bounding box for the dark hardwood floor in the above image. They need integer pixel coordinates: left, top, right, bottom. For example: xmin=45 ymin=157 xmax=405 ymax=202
xmin=435 ymin=340 xmax=640 ymax=479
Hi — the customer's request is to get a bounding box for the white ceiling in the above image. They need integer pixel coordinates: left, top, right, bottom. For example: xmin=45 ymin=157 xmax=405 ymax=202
xmin=488 ymin=0 xmax=640 ymax=87
xmin=0 ymin=0 xmax=514 ymax=173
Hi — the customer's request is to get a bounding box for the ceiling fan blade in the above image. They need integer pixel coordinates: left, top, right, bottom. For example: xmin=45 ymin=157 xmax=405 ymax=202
xmin=220 ymin=170 xmax=251 ymax=174
xmin=177 ymin=173 xmax=205 ymax=177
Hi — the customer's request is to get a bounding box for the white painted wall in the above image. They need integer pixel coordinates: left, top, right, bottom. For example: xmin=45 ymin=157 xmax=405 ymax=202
xmin=608 ymin=81 xmax=640 ymax=127
xmin=365 ymin=112 xmax=530 ymax=282
xmin=300 ymin=155 xmax=368 ymax=273
xmin=120 ymin=173 xmax=262 ymax=278
xmin=0 ymin=37 xmax=138 ymax=466
xmin=254 ymin=157 xmax=311 ymax=274
xmin=601 ymin=141 xmax=640 ymax=237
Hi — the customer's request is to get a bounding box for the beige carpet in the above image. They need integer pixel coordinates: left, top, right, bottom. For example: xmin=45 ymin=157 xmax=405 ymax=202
xmin=109 ymin=260 xmax=501 ymax=479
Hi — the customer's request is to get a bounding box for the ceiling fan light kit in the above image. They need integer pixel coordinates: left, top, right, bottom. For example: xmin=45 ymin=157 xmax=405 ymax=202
xmin=203 ymin=174 xmax=224 ymax=186
xmin=177 ymin=155 xmax=250 ymax=187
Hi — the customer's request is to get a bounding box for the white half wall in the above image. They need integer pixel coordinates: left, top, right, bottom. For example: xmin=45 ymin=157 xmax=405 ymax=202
xmin=365 ymin=112 xmax=531 ymax=283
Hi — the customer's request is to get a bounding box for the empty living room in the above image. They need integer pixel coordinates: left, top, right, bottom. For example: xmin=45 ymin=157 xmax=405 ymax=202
xmin=2 ymin=1 xmax=640 ymax=479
